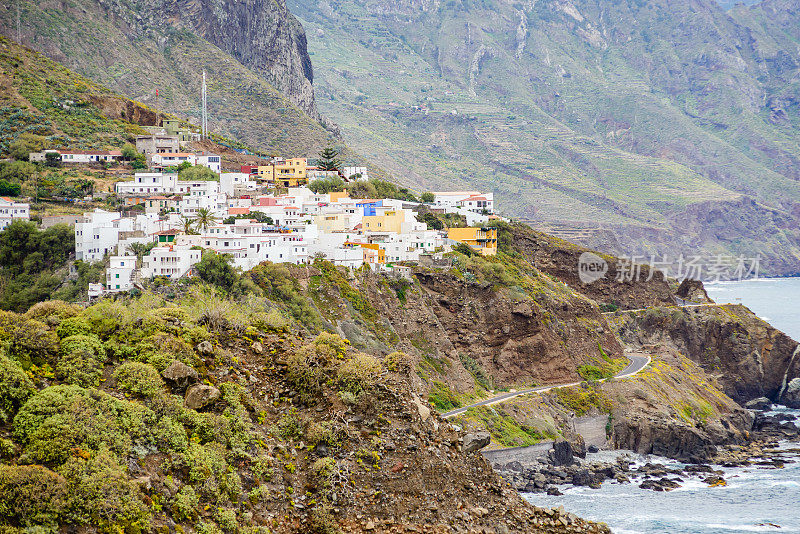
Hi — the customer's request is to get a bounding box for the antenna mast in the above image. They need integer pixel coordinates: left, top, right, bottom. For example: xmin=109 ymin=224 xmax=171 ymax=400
xmin=201 ymin=70 xmax=208 ymax=140
xmin=16 ymin=0 xmax=22 ymax=43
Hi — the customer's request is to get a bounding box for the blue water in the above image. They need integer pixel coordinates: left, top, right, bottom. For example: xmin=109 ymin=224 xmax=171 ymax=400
xmin=705 ymin=278 xmax=800 ymax=342
xmin=525 ymin=442 xmax=800 ymax=533
xmin=525 ymin=279 xmax=800 ymax=532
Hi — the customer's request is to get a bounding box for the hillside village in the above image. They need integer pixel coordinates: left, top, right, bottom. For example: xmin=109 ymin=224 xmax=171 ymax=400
xmin=2 ymin=119 xmax=499 ymax=297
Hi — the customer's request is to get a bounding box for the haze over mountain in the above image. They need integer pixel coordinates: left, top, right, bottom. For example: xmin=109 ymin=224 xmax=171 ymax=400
xmin=289 ymin=0 xmax=800 ymax=275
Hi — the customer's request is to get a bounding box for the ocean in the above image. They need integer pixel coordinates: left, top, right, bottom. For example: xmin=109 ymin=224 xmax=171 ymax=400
xmin=524 ymin=278 xmax=800 ymax=533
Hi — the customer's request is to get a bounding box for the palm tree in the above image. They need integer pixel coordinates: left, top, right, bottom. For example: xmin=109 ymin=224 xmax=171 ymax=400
xmin=181 ymin=216 xmax=197 ymax=235
xmin=194 ymin=208 xmax=218 ymax=233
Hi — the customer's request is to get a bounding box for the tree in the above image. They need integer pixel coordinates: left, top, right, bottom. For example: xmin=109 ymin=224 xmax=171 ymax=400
xmin=44 ymin=152 xmax=61 ymax=168
xmin=180 ymin=217 xmax=197 ymax=235
xmin=308 ymin=176 xmax=345 ymax=194
xmin=223 ymin=212 xmax=273 ymax=225
xmin=127 ymin=241 xmax=157 ymax=262
xmin=0 ymin=161 xmax=37 ymax=183
xmin=195 ymin=251 xmax=239 ymax=291
xmin=121 ymin=143 xmax=147 ymax=169
xmin=8 ymin=134 xmax=45 ymax=161
xmin=193 ymin=208 xmax=218 ymax=233
xmin=420 ymin=192 xmax=435 ymax=203
xmin=0 ymin=180 xmax=21 ymax=197
xmin=178 ymin=165 xmax=218 ymax=181
xmin=317 ymin=147 xmax=341 ymax=172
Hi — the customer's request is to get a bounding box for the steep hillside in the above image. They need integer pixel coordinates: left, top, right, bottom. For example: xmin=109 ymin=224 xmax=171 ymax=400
xmin=288 ymin=0 xmax=800 ymax=275
xmin=0 ymin=0 xmax=345 ymax=159
xmin=0 ymin=296 xmax=609 ymax=533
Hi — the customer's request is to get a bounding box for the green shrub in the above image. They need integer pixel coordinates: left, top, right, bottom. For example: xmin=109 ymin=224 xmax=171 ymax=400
xmin=24 ymin=300 xmax=81 ymax=326
xmin=336 ymin=353 xmax=381 ymax=397
xmin=286 ymin=346 xmax=328 ymax=402
xmin=0 ymin=353 xmax=36 ymax=423
xmin=113 ymin=362 xmax=164 ymax=397
xmin=251 ymin=308 xmax=291 ymax=333
xmin=55 ymin=316 xmax=92 ymax=339
xmin=55 ymin=349 xmax=103 ymax=388
xmin=428 ymin=381 xmax=461 ymax=411
xmin=60 ymin=334 xmax=106 ymax=361
xmin=57 ymin=447 xmax=149 ymax=532
xmin=13 ymin=385 xmax=150 ymax=465
xmin=0 ymin=312 xmax=59 ymax=367
xmin=182 ymin=442 xmax=240 ymax=503
xmin=171 ymin=485 xmax=199 ymax=522
xmin=554 ymin=386 xmax=613 ymax=416
xmin=0 ymin=464 xmax=68 ymax=526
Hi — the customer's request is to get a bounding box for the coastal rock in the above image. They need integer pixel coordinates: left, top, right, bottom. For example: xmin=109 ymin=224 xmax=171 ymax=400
xmin=780 ymin=378 xmax=800 ymax=409
xmin=185 ymin=383 xmax=220 ymax=410
xmin=745 ymin=397 xmax=773 ymax=411
xmin=462 ymin=432 xmax=491 ymax=453
xmin=161 ymin=360 xmax=198 ymax=390
xmin=550 ymin=440 xmax=576 ymax=466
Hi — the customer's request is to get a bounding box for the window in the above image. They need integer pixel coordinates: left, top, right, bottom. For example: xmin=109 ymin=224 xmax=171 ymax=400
xmin=115 ymin=274 xmax=120 ymax=278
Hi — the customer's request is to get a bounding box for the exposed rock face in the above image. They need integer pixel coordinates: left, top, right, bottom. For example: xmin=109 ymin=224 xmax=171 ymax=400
xmin=780 ymin=378 xmax=800 ymax=408
xmin=675 ymin=279 xmax=712 ymax=304
xmin=509 ymin=226 xmax=676 ymax=310
xmin=615 ymin=305 xmax=800 ymax=403
xmin=55 ymin=0 xmax=316 ymax=117
xmin=184 ymin=383 xmax=220 ymax=410
xmin=462 ymin=432 xmax=491 ymax=453
xmin=162 ymin=360 xmax=199 ymax=390
xmin=178 ymin=0 xmax=317 ymax=117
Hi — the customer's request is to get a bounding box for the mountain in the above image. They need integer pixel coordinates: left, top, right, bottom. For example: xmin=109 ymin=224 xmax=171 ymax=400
xmin=0 ymin=0 xmax=341 ymax=159
xmin=288 ymin=0 xmax=800 ymax=275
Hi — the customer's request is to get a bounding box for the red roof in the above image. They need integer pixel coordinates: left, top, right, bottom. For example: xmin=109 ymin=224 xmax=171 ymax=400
xmin=60 ymin=150 xmax=122 ymax=156
xmin=228 ymin=207 xmax=250 ymax=215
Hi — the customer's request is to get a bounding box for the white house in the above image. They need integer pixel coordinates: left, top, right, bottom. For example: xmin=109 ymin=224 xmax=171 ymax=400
xmin=30 ymin=150 xmax=123 ymax=164
xmin=151 ymin=153 xmax=221 ymax=174
xmin=0 ymin=197 xmax=30 ymax=230
xmin=220 ymin=172 xmax=258 ymax=196
xmin=116 ymin=173 xmax=178 ymax=197
xmin=141 ymin=244 xmax=202 ymax=279
xmin=75 ymin=209 xmax=135 ymax=262
xmin=106 ymin=256 xmax=136 ymax=292
xmin=197 ymin=154 xmax=222 ymax=174
xmin=343 ymin=167 xmax=369 ymax=181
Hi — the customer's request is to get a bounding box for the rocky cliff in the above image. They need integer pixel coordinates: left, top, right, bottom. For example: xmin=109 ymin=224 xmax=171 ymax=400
xmin=0 ymin=0 xmax=338 ymax=158
xmin=612 ymin=304 xmax=800 ymax=404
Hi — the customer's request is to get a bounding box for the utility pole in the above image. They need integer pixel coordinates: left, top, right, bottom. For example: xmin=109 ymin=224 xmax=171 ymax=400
xmin=201 ymin=70 xmax=208 ymax=140
xmin=16 ymin=0 xmax=22 ymax=43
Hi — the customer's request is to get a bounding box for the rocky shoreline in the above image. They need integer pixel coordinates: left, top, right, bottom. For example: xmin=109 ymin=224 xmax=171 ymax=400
xmin=494 ymin=406 xmax=800 ymax=495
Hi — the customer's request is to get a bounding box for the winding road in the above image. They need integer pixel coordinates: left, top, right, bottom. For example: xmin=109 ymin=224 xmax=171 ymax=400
xmin=441 ymin=352 xmax=651 ymax=419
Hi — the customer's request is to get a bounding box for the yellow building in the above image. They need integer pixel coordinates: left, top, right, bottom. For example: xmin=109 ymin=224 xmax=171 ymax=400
xmin=314 ymin=212 xmax=353 ymax=233
xmin=345 ymin=242 xmax=385 ymax=265
xmin=329 ymin=191 xmax=350 ymax=203
xmin=257 ymin=158 xmax=308 ymax=187
xmin=448 ymin=227 xmax=498 ymax=256
xmin=363 ymin=209 xmax=405 ymax=234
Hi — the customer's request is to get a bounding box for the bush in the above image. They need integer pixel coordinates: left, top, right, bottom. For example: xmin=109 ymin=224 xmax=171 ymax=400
xmin=60 ymin=334 xmax=106 ymax=361
xmin=25 ymin=300 xmax=81 ymax=326
xmin=113 ymin=362 xmax=164 ymax=397
xmin=0 ymin=312 xmax=59 ymax=367
xmin=172 ymin=485 xmax=199 ymax=522
xmin=336 ymin=353 xmax=381 ymax=397
xmin=384 ymin=351 xmax=412 ymax=373
xmin=0 ymin=464 xmax=68 ymax=526
xmin=0 ymin=354 xmax=36 ymax=423
xmin=13 ymin=385 xmax=151 ymax=464
xmin=58 ymin=447 xmax=149 ymax=532
xmin=178 ymin=165 xmax=219 ymax=181
xmin=0 ymin=180 xmax=21 ymax=196
xmin=55 ymin=316 xmax=92 ymax=339
xmin=182 ymin=442 xmax=240 ymax=502
xmin=55 ymin=349 xmax=103 ymax=388
xmin=251 ymin=308 xmax=291 ymax=333
xmin=8 ymin=133 xmax=45 ymax=161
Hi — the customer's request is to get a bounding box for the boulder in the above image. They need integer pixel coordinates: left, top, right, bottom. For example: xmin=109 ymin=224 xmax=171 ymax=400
xmin=412 ymin=397 xmax=431 ymax=421
xmin=780 ymin=378 xmax=800 ymax=409
xmin=462 ymin=432 xmax=491 ymax=453
xmin=196 ymin=341 xmax=214 ymax=355
xmin=550 ymin=440 xmax=575 ymax=466
xmin=161 ymin=360 xmax=198 ymax=390
xmin=744 ymin=397 xmax=772 ymax=411
xmin=185 ymin=384 xmax=220 ymax=410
